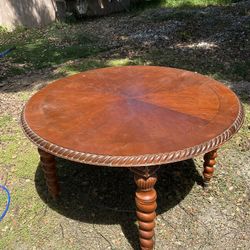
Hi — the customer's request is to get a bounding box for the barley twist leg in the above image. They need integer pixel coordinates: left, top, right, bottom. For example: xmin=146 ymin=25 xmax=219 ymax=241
xmin=131 ymin=167 xmax=159 ymax=250
xmin=203 ymin=149 xmax=218 ymax=187
xmin=38 ymin=148 xmax=60 ymax=199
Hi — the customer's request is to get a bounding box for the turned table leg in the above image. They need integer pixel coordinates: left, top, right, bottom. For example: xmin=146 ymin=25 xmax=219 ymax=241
xmin=130 ymin=166 xmax=159 ymax=250
xmin=203 ymin=149 xmax=218 ymax=187
xmin=38 ymin=148 xmax=60 ymax=199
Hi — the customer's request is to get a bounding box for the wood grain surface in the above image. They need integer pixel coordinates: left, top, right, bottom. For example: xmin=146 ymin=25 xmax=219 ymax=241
xmin=21 ymin=66 xmax=244 ymax=167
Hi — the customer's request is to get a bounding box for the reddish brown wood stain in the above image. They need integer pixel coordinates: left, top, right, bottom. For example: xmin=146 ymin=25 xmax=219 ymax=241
xmin=21 ymin=66 xmax=244 ymax=250
xmin=22 ymin=66 xmax=243 ymax=166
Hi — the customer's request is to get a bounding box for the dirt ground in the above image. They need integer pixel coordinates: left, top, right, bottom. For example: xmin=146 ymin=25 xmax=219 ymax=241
xmin=0 ymin=1 xmax=250 ymax=249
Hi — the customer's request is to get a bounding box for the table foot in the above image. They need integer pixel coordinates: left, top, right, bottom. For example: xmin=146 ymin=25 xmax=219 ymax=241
xmin=38 ymin=148 xmax=60 ymax=199
xmin=203 ymin=149 xmax=218 ymax=187
xmin=130 ymin=166 xmax=159 ymax=250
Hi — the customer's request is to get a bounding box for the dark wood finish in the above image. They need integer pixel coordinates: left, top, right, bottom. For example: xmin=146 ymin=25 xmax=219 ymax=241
xmin=38 ymin=148 xmax=60 ymax=199
xmin=20 ymin=66 xmax=244 ymax=250
xmin=131 ymin=167 xmax=159 ymax=250
xmin=203 ymin=149 xmax=218 ymax=187
xmin=21 ymin=66 xmax=244 ymax=167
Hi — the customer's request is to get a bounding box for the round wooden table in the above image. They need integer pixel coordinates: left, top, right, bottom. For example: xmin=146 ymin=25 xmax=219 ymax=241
xmin=21 ymin=66 xmax=244 ymax=250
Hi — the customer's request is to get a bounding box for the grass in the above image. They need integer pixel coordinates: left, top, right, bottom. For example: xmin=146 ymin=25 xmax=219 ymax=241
xmin=0 ymin=1 xmax=249 ymax=249
xmin=160 ymin=0 xmax=237 ymax=7
xmin=55 ymin=57 xmax=147 ymax=77
xmin=0 ymin=22 xmax=106 ymax=81
xmin=0 ymin=115 xmax=48 ymax=249
xmin=0 ymin=115 xmax=12 ymax=127
xmin=0 ymin=1 xmax=247 ymax=82
xmin=138 ymin=0 xmax=239 ymax=8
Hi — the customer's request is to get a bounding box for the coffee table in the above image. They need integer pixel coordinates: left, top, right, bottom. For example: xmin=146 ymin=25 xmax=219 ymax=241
xmin=21 ymin=66 xmax=244 ymax=250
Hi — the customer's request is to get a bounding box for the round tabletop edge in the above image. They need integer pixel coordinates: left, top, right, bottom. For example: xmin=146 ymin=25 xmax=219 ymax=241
xmin=20 ymin=101 xmax=244 ymax=167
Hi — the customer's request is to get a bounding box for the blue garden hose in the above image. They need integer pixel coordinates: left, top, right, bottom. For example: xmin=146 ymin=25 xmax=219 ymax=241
xmin=0 ymin=48 xmax=15 ymax=220
xmin=0 ymin=185 xmax=11 ymax=222
xmin=0 ymin=47 xmax=16 ymax=58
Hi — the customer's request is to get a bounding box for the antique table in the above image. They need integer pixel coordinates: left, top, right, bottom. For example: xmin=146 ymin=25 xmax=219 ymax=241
xmin=21 ymin=66 xmax=244 ymax=250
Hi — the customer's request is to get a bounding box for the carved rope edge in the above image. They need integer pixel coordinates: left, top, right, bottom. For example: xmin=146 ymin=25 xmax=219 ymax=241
xmin=20 ymin=102 xmax=244 ymax=167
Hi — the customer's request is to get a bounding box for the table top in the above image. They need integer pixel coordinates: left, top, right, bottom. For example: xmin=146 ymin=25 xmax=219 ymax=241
xmin=21 ymin=66 xmax=244 ymax=167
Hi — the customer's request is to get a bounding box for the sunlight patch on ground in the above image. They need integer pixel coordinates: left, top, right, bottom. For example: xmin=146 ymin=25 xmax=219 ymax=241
xmin=176 ymin=41 xmax=218 ymax=49
xmin=107 ymin=58 xmax=132 ymax=67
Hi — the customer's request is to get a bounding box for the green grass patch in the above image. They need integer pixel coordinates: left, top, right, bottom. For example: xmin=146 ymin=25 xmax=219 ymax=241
xmin=0 ymin=22 xmax=106 ymax=81
xmin=162 ymin=0 xmax=236 ymax=7
xmin=58 ymin=57 xmax=147 ymax=76
xmin=17 ymin=92 xmax=32 ymax=102
xmin=58 ymin=59 xmax=106 ymax=76
xmin=0 ymin=181 xmax=49 ymax=249
xmin=137 ymin=0 xmax=239 ymax=9
xmin=0 ymin=116 xmax=38 ymax=179
xmin=13 ymin=145 xmax=39 ymax=179
xmin=0 ymin=115 xmax=12 ymax=128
